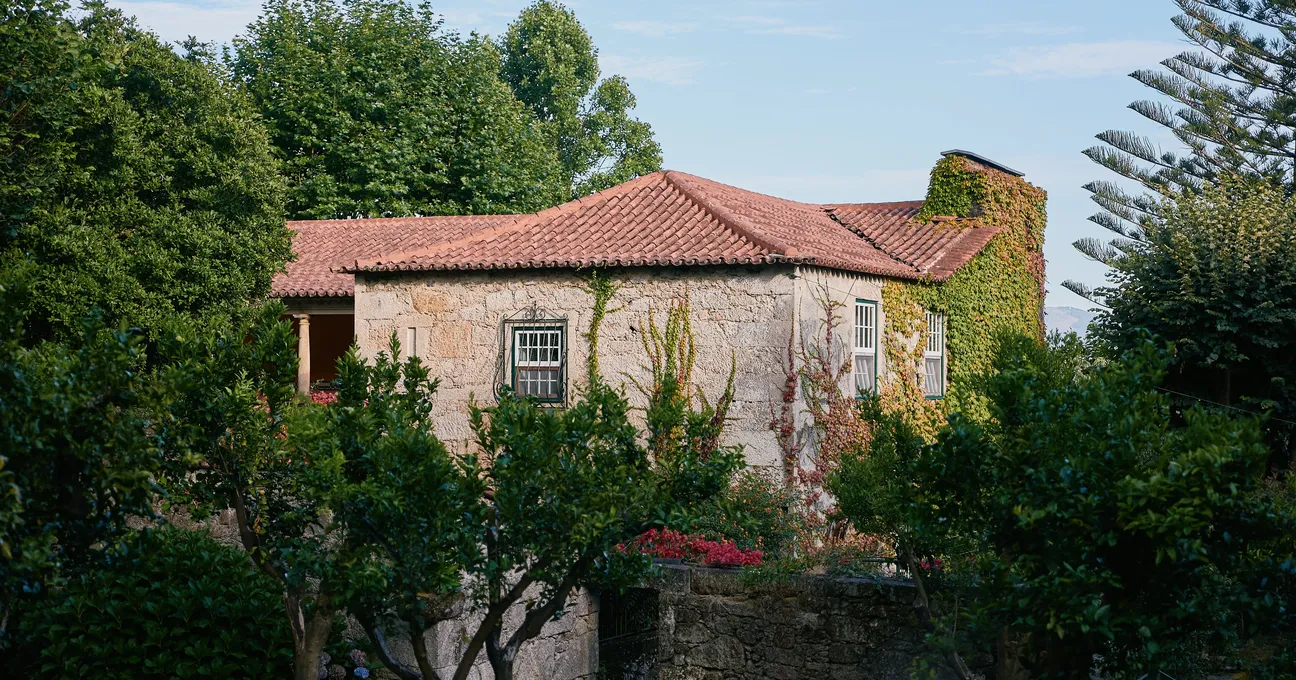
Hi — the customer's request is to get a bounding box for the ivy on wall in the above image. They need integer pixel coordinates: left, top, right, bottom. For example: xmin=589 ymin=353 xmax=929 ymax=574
xmin=880 ymin=155 xmax=1048 ymax=431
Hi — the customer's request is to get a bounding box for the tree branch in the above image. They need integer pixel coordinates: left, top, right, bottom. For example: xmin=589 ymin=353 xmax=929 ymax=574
xmin=362 ymin=612 xmax=425 ymax=680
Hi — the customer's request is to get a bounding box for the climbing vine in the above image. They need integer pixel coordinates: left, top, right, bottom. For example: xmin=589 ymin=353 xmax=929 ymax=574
xmin=882 ymin=154 xmax=1048 ymax=429
xmin=581 ymin=270 xmax=622 ymax=385
xmin=771 ymin=284 xmax=872 ymax=549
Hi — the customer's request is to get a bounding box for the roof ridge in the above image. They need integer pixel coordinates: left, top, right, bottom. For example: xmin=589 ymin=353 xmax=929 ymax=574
xmin=662 ymin=170 xmax=800 ymax=258
xmin=822 ymin=199 xmax=924 ymax=210
xmin=287 ymin=214 xmax=502 ymax=228
xmin=823 ymin=207 xmax=923 ymax=275
xmin=350 ymin=172 xmax=667 ymax=270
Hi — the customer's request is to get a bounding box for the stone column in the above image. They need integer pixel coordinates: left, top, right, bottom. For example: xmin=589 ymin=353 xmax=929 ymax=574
xmin=294 ymin=314 xmax=311 ymax=395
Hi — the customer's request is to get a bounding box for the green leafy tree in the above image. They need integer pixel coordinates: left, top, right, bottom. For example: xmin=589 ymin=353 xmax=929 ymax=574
xmin=157 ymin=303 xmax=339 ymax=680
xmin=831 ymin=393 xmax=979 ymax=679
xmin=233 ymin=0 xmax=565 ymax=219
xmin=1 ymin=0 xmax=290 ymax=340
xmin=498 ymin=0 xmax=662 ymax=198
xmin=15 ymin=528 xmax=295 ymax=678
xmin=903 ymin=335 xmax=1289 ymax=678
xmin=1093 ymin=178 xmax=1296 ymax=463
xmin=454 ymin=383 xmax=659 ymax=680
xmin=0 ymin=274 xmax=174 ymax=642
xmin=325 ymin=339 xmax=486 ymax=680
xmin=1069 ymin=0 xmax=1296 ymax=299
xmin=447 ymin=289 xmax=738 ymax=680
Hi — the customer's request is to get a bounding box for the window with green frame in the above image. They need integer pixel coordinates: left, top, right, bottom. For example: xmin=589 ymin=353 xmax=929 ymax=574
xmin=511 ymin=326 xmax=565 ymax=402
xmin=853 ymin=299 xmax=878 ymax=397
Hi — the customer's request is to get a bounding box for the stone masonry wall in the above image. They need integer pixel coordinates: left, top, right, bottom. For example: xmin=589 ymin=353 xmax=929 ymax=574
xmin=354 ymin=265 xmax=797 ymax=468
xmin=372 ymin=587 xmax=600 ymax=680
xmin=649 ymin=565 xmax=937 ymax=680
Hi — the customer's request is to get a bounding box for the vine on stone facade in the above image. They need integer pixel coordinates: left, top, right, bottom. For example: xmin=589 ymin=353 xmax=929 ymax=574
xmin=882 ymin=155 xmax=1048 ymax=427
xmin=771 ymin=284 xmax=872 ymax=548
xmin=581 ymin=270 xmax=622 ymax=385
xmin=629 ymin=292 xmax=738 ymax=459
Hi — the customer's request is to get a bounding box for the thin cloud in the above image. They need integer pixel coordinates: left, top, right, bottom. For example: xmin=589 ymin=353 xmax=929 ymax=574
xmin=752 ymin=24 xmax=843 ymax=39
xmin=602 ymin=55 xmax=703 ymax=86
xmin=110 ymin=0 xmax=261 ymax=45
xmin=727 ymin=15 xmax=843 ymax=40
xmin=730 ymin=15 xmax=786 ymax=26
xmin=964 ymin=22 xmax=1081 ymax=37
xmin=980 ymin=40 xmax=1180 ymax=79
xmin=612 ymin=20 xmax=699 ymax=37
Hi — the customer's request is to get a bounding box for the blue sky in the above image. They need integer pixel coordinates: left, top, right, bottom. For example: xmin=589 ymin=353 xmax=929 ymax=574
xmin=110 ymin=0 xmax=1188 ymax=309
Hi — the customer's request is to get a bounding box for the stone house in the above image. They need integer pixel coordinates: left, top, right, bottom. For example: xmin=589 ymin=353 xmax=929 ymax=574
xmin=272 ymin=150 xmax=1045 ymax=467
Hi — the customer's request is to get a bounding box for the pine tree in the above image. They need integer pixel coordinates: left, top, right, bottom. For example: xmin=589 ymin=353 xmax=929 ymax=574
xmin=1068 ymin=0 xmax=1296 ymax=300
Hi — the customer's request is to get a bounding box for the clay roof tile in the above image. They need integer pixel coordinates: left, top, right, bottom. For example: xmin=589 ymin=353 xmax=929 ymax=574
xmin=276 ymin=170 xmax=1003 ymax=297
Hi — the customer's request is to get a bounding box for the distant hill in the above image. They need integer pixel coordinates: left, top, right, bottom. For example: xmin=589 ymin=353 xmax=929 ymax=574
xmin=1045 ymin=306 xmax=1097 ymax=336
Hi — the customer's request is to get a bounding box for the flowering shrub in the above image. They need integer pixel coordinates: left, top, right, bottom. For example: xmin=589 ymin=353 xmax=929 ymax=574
xmin=625 ymin=528 xmax=763 ymax=567
xmin=311 ymin=389 xmax=339 ymax=405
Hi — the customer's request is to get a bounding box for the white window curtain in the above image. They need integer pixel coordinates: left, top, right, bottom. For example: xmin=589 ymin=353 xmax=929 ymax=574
xmin=853 ymin=300 xmax=877 ymax=396
xmin=923 ymin=311 xmax=945 ymax=398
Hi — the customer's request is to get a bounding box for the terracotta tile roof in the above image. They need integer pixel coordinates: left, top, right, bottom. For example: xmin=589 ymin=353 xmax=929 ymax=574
xmin=272 ymin=214 xmax=513 ymax=297
xmin=350 ymin=171 xmax=999 ymax=281
xmin=826 ymin=202 xmax=1002 ymax=281
xmin=278 ymin=170 xmax=1004 ymax=297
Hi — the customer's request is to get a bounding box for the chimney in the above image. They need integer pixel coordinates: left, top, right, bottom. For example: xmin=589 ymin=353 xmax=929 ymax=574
xmin=940 ymin=149 xmax=1024 ymax=177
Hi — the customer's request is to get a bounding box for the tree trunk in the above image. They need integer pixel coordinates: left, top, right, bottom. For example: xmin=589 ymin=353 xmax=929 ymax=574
xmin=995 ymin=627 xmax=1030 ymax=680
xmin=363 ymin=613 xmax=424 ymax=680
xmin=902 ymin=547 xmax=973 ymax=680
xmin=484 ymin=625 xmax=516 ymax=680
xmin=411 ymin=622 xmax=441 ymax=680
xmin=290 ymin=595 xmax=333 ymax=680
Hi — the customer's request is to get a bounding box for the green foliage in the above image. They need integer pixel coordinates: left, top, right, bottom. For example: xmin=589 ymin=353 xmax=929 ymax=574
xmin=1095 ymin=177 xmax=1296 ymax=462
xmin=633 ymin=297 xmax=744 ymax=522
xmin=1072 ymin=1 xmax=1296 ymax=297
xmin=498 ymin=0 xmax=661 ymax=197
xmin=461 ymin=381 xmax=658 ymax=679
xmin=157 ymin=302 xmax=338 ymax=680
xmin=914 ymin=335 xmax=1288 ymax=678
xmin=915 ymin=159 xmax=985 ymax=221
xmin=1 ymin=0 xmax=290 ymax=340
xmin=449 ymin=288 xmax=741 ymax=680
xmin=687 ymin=468 xmax=802 ymax=557
xmin=0 ymin=274 xmax=173 ymax=616
xmin=581 ymin=270 xmax=622 ymax=384
xmin=830 ymin=396 xmax=928 ymax=556
xmin=325 ymin=337 xmax=486 ymax=679
xmin=233 ymin=0 xmax=565 ymax=219
xmin=16 ymin=528 xmax=294 ymax=678
xmin=880 ymin=154 xmax=1047 ymax=431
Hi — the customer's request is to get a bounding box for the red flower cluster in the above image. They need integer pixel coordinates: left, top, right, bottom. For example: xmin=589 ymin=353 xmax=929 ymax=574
xmin=311 ymin=390 xmax=339 ymax=405
xmin=918 ymin=557 xmax=945 ymax=571
xmin=624 ymin=529 xmax=762 ymax=568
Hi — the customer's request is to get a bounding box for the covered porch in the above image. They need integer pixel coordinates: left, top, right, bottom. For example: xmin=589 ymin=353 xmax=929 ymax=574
xmin=282 ymin=296 xmax=355 ymax=396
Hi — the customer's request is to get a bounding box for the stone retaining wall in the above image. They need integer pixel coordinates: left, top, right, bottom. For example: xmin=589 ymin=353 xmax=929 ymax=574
xmin=645 ymin=564 xmax=938 ymax=680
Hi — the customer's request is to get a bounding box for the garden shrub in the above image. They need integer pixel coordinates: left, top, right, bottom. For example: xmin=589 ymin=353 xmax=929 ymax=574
xmin=18 ymin=528 xmax=294 ymax=678
xmin=910 ymin=335 xmax=1289 ymax=678
xmin=687 ymin=467 xmax=802 ymax=557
